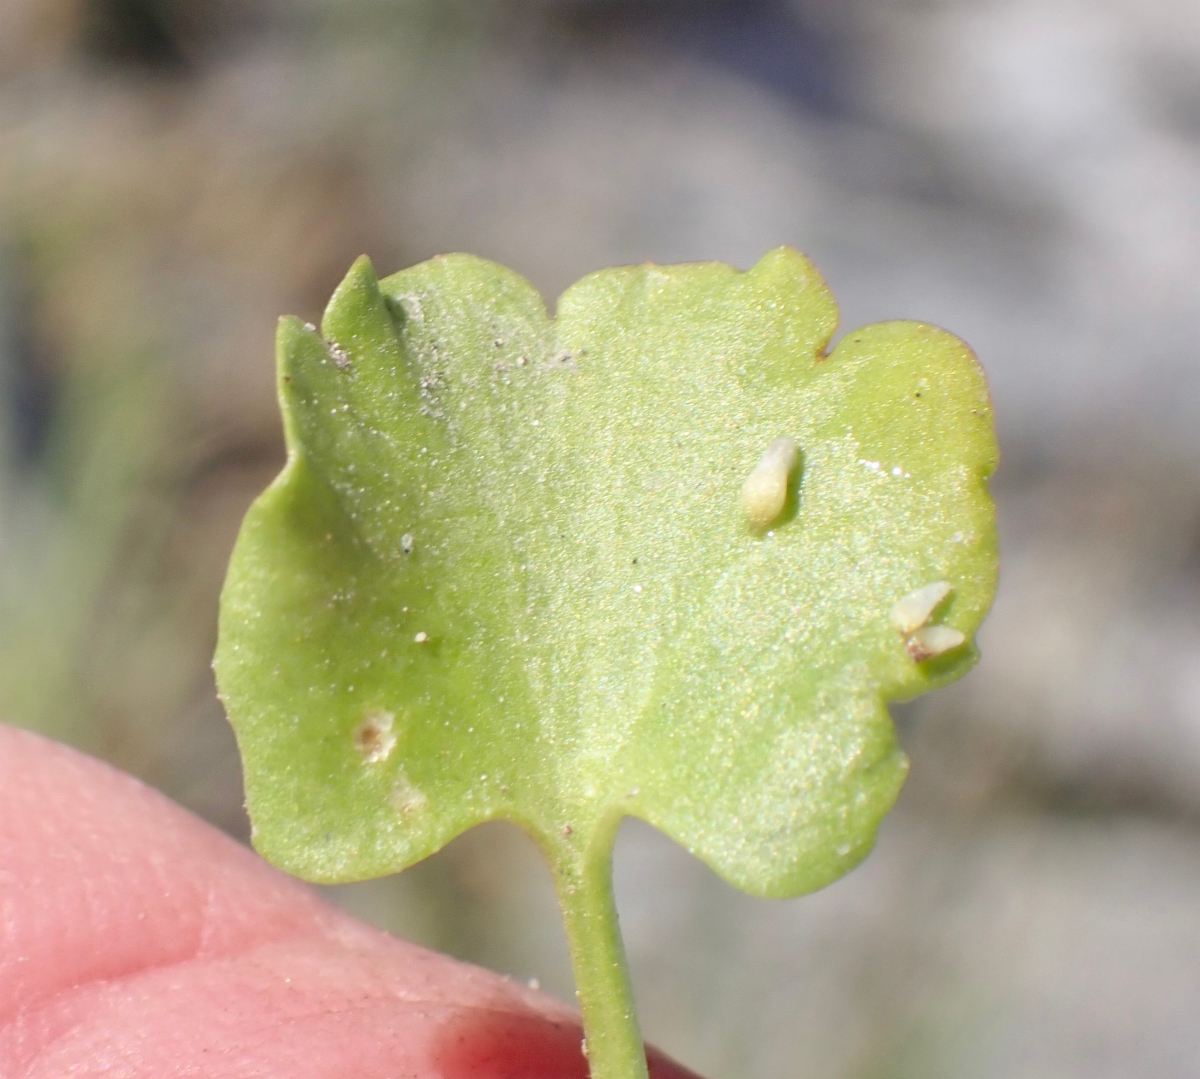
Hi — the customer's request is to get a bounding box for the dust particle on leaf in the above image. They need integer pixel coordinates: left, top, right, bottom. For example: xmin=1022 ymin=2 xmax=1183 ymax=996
xmin=391 ymin=770 xmax=428 ymax=814
xmin=326 ymin=340 xmax=351 ymax=370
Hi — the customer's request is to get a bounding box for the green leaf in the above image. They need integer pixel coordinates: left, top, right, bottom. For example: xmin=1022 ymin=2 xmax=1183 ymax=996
xmin=215 ymin=248 xmax=997 ymax=1079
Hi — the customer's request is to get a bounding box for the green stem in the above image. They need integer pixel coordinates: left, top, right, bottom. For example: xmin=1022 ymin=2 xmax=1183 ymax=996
xmin=555 ymin=830 xmax=648 ymax=1079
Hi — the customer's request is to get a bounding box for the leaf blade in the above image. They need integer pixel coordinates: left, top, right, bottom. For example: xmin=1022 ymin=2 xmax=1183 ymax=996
xmin=216 ymin=247 xmax=998 ymax=898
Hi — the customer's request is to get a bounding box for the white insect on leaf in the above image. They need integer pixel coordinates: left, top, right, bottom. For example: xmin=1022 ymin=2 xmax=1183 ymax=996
xmin=906 ymin=624 xmax=965 ymax=661
xmin=890 ymin=580 xmax=953 ymax=635
xmin=741 ymin=436 xmax=800 ymax=529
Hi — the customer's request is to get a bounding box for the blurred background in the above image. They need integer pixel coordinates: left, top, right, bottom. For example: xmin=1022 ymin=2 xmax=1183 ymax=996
xmin=2 ymin=0 xmax=1199 ymax=1075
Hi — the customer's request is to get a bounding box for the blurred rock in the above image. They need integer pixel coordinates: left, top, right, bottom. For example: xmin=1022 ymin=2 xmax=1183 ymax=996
xmin=614 ymin=809 xmax=1200 ymax=1079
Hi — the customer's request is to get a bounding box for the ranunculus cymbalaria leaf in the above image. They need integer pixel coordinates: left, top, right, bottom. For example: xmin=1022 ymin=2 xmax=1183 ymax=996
xmin=216 ymin=248 xmax=998 ymax=1079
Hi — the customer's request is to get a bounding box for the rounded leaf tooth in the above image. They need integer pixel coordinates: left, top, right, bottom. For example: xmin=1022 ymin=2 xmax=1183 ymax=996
xmin=319 ymin=254 xmax=399 ymax=365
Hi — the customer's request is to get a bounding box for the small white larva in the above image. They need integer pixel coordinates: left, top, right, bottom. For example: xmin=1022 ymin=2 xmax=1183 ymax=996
xmin=400 ymin=532 xmax=415 ymax=555
xmin=890 ymin=580 xmax=953 ymax=635
xmin=741 ymin=437 xmax=800 ymax=528
xmin=906 ymin=624 xmax=966 ymax=661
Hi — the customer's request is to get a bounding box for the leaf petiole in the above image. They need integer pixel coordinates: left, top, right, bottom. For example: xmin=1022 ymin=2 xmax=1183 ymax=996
xmin=553 ymin=818 xmax=648 ymax=1079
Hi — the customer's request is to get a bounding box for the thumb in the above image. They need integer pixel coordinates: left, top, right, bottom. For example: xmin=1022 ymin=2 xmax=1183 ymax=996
xmin=0 ymin=724 xmax=698 ymax=1079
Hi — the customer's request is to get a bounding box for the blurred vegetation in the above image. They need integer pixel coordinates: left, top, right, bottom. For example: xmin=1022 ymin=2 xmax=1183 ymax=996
xmin=2 ymin=2 xmax=1199 ymax=1077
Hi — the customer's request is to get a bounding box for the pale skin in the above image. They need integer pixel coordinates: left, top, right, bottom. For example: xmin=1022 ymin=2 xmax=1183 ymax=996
xmin=0 ymin=725 xmax=699 ymax=1079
